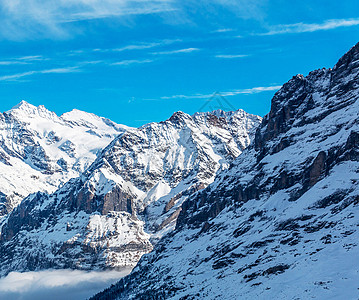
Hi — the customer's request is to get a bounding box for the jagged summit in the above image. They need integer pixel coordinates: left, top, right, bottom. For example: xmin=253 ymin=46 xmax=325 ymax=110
xmin=10 ymin=100 xmax=35 ymax=111
xmin=193 ymin=108 xmax=247 ymax=119
xmin=7 ymin=100 xmax=59 ymax=121
xmin=167 ymin=110 xmax=191 ymax=124
xmin=165 ymin=109 xmax=258 ymax=129
xmin=333 ymin=40 xmax=359 ymax=70
xmin=0 ymin=102 xmax=128 ymax=215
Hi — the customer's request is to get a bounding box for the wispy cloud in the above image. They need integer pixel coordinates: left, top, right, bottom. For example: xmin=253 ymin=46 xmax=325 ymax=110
xmin=221 ymin=85 xmax=282 ymax=96
xmin=41 ymin=67 xmax=79 ymax=74
xmin=18 ymin=55 xmax=45 ymax=61
xmin=114 ymin=43 xmax=165 ymax=52
xmin=111 ymin=59 xmax=154 ymax=66
xmin=0 ymin=67 xmax=80 ymax=81
xmin=79 ymin=60 xmax=104 ymax=65
xmin=78 ymin=39 xmax=183 ymax=55
xmin=112 ymin=39 xmax=181 ymax=52
xmin=157 ymin=85 xmax=282 ymax=100
xmin=0 ymin=1 xmax=265 ymax=40
xmin=261 ymin=18 xmax=359 ymax=35
xmin=67 ymin=6 xmax=176 ymax=22
xmin=0 ymin=55 xmax=46 ymax=65
xmin=0 ymin=61 xmax=28 ymax=66
xmin=152 ymin=48 xmax=200 ymax=55
xmin=215 ymin=54 xmax=248 ymax=59
xmin=212 ymin=28 xmax=235 ymax=33
xmin=0 ymin=0 xmax=175 ymax=40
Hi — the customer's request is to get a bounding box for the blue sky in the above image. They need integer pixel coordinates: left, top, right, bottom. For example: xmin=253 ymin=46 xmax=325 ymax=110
xmin=0 ymin=0 xmax=358 ymax=127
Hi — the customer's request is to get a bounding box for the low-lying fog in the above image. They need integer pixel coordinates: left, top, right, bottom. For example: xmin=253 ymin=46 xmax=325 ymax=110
xmin=0 ymin=268 xmax=131 ymax=300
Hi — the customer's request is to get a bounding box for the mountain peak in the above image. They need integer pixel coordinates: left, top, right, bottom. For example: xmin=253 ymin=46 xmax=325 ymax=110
xmin=8 ymin=100 xmax=59 ymax=121
xmin=334 ymin=41 xmax=359 ymax=70
xmin=10 ymin=100 xmax=36 ymax=111
xmin=330 ymin=42 xmax=359 ymax=88
xmin=61 ymin=108 xmax=99 ymax=121
xmin=168 ymin=111 xmax=190 ymax=123
xmin=193 ymin=109 xmax=226 ymax=118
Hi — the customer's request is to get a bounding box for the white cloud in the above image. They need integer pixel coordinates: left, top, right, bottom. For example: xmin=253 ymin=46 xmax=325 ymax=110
xmin=215 ymin=54 xmax=248 ymax=59
xmin=0 ymin=269 xmax=130 ymax=300
xmin=0 ymin=0 xmax=175 ymax=40
xmin=0 ymin=61 xmax=28 ymax=66
xmin=152 ymin=48 xmax=200 ymax=55
xmin=221 ymin=85 xmax=282 ymax=95
xmin=0 ymin=55 xmax=46 ymax=65
xmin=18 ymin=55 xmax=45 ymax=61
xmin=159 ymin=85 xmax=282 ymax=100
xmin=41 ymin=67 xmax=79 ymax=74
xmin=0 ymin=67 xmax=80 ymax=81
xmin=114 ymin=43 xmax=165 ymax=52
xmin=0 ymin=0 xmax=266 ymax=40
xmin=111 ymin=59 xmax=154 ymax=66
xmin=112 ymin=39 xmax=181 ymax=52
xmin=261 ymin=18 xmax=359 ymax=35
xmin=212 ymin=28 xmax=235 ymax=33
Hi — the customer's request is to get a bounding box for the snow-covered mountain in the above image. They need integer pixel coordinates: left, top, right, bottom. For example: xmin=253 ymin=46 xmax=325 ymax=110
xmin=0 ymin=101 xmax=129 ymax=216
xmin=91 ymin=42 xmax=359 ymax=299
xmin=0 ymin=108 xmax=261 ymax=275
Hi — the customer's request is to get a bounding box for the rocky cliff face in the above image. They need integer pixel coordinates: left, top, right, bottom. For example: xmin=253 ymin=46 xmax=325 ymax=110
xmin=0 ymin=101 xmax=129 ymax=216
xmin=91 ymin=42 xmax=359 ymax=300
xmin=0 ymin=108 xmax=261 ymax=276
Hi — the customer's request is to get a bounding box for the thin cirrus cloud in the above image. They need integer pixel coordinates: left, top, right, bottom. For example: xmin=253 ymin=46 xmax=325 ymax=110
xmin=17 ymin=55 xmax=45 ymax=61
xmin=112 ymin=39 xmax=182 ymax=52
xmin=111 ymin=59 xmax=154 ymax=66
xmin=212 ymin=28 xmax=236 ymax=33
xmin=0 ymin=0 xmax=175 ymax=40
xmin=0 ymin=0 xmax=265 ymax=40
xmin=0 ymin=67 xmax=80 ymax=81
xmin=159 ymin=85 xmax=282 ymax=100
xmin=152 ymin=48 xmax=200 ymax=55
xmin=0 ymin=61 xmax=28 ymax=66
xmin=260 ymin=18 xmax=359 ymax=35
xmin=215 ymin=54 xmax=249 ymax=59
xmin=114 ymin=42 xmax=168 ymax=52
xmin=0 ymin=55 xmax=46 ymax=65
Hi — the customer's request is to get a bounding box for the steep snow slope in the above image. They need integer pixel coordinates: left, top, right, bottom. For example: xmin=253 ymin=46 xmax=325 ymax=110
xmin=91 ymin=42 xmax=359 ymax=300
xmin=0 ymin=109 xmax=261 ymax=275
xmin=0 ymin=101 xmax=128 ymax=215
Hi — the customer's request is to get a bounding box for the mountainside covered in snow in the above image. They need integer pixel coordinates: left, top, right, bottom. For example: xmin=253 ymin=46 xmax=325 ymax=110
xmin=0 ymin=101 xmax=129 ymax=216
xmin=0 ymin=108 xmax=261 ymax=276
xmin=91 ymin=42 xmax=359 ymax=300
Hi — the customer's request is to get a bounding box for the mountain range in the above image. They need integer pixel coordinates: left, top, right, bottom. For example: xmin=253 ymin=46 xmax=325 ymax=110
xmin=0 ymin=104 xmax=260 ymax=275
xmin=0 ymin=42 xmax=358 ymax=300
xmin=90 ymin=42 xmax=359 ymax=299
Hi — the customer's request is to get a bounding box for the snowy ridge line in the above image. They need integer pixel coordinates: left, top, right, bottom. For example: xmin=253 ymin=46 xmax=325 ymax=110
xmin=0 ymin=100 xmax=130 ymax=216
xmin=0 ymin=106 xmax=261 ymax=276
